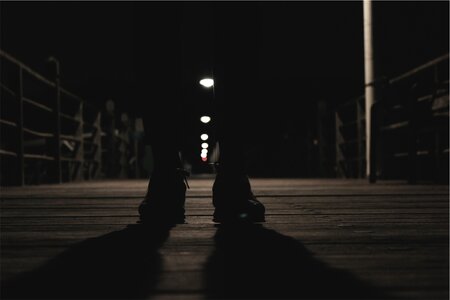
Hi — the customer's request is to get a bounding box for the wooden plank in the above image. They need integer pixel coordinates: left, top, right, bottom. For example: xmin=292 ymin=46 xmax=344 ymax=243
xmin=1 ymin=179 xmax=448 ymax=300
xmin=2 ymin=198 xmax=447 ymax=210
xmin=2 ymin=193 xmax=449 ymax=203
xmin=0 ymin=178 xmax=444 ymax=192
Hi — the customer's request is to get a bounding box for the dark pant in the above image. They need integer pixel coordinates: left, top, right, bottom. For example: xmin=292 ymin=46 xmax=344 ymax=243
xmin=133 ymin=3 xmax=259 ymax=172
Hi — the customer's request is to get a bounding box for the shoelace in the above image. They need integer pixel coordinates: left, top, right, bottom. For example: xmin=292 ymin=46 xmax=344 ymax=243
xmin=176 ymin=168 xmax=190 ymax=189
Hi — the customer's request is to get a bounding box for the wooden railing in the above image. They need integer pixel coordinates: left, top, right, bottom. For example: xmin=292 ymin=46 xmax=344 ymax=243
xmin=0 ymin=50 xmax=104 ymax=185
xmin=336 ymin=53 xmax=449 ymax=183
xmin=0 ymin=50 xmax=157 ymax=186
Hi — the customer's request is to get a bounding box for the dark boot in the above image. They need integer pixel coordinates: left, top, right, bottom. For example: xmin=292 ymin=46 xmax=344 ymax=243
xmin=212 ymin=165 xmax=265 ymax=223
xmin=138 ymin=168 xmax=189 ymax=225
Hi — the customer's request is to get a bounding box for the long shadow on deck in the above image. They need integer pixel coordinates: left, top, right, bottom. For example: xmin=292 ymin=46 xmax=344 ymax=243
xmin=205 ymin=223 xmax=387 ymax=299
xmin=2 ymin=224 xmax=171 ymax=299
xmin=3 ymin=222 xmax=389 ymax=300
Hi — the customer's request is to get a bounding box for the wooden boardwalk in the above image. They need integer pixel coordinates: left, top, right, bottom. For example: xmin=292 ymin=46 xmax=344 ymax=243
xmin=1 ymin=178 xmax=448 ymax=300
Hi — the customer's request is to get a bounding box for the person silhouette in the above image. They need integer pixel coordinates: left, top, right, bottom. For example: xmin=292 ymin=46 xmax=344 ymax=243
xmin=133 ymin=3 xmax=265 ymax=224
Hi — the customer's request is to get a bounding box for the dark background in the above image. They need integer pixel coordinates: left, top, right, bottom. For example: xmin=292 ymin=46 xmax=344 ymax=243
xmin=1 ymin=1 xmax=448 ymax=176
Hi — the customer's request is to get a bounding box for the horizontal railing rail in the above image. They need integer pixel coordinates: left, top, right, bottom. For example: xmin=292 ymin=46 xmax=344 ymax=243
xmin=390 ymin=53 xmax=449 ymax=84
xmin=1 ymin=49 xmax=144 ymax=185
xmin=335 ymin=53 xmax=449 ymax=183
xmin=0 ymin=50 xmax=102 ymax=185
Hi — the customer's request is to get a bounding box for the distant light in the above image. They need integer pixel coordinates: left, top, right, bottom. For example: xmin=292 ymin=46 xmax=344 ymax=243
xmin=201 ymin=142 xmax=209 ymax=149
xmin=201 ymin=148 xmax=208 ymax=154
xmin=202 ymin=157 xmax=208 ymax=162
xmin=200 ymin=116 xmax=211 ymax=123
xmin=199 ymin=78 xmax=214 ymax=88
xmin=201 ymin=152 xmax=207 ymax=158
xmin=200 ymin=134 xmax=208 ymax=141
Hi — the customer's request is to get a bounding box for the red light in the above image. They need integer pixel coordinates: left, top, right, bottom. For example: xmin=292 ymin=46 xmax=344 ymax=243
xmin=202 ymin=157 xmax=207 ymax=162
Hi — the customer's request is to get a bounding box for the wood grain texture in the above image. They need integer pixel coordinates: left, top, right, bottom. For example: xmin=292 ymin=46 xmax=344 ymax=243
xmin=1 ymin=178 xmax=448 ymax=300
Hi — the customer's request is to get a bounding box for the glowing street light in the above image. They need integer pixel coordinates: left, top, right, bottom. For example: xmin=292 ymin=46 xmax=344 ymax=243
xmin=199 ymin=78 xmax=214 ymax=88
xmin=201 ymin=148 xmax=208 ymax=154
xmin=201 ymin=152 xmax=207 ymax=158
xmin=200 ymin=116 xmax=211 ymax=123
xmin=201 ymin=142 xmax=209 ymax=149
xmin=200 ymin=134 xmax=208 ymax=141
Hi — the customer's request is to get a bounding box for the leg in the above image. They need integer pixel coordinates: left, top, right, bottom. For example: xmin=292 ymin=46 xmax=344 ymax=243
xmin=133 ymin=3 xmax=187 ymax=224
xmin=212 ymin=3 xmax=265 ymax=222
xmin=212 ymin=4 xmax=257 ymax=174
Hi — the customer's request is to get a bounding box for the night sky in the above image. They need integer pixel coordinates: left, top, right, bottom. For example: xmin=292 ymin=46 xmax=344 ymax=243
xmin=2 ymin=2 xmax=448 ymax=110
xmin=1 ymin=1 xmax=448 ymax=174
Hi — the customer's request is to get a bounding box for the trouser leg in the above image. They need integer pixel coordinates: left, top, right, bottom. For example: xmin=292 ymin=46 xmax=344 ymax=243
xmin=133 ymin=3 xmax=183 ymax=173
xmin=213 ymin=3 xmax=259 ymax=174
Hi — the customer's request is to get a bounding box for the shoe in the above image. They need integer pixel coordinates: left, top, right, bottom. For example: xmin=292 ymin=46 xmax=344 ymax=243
xmin=212 ymin=166 xmax=265 ymax=223
xmin=138 ymin=168 xmax=190 ymax=225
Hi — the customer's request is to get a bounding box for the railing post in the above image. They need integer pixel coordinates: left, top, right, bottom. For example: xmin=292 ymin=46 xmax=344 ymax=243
xmin=74 ymin=101 xmax=84 ymax=180
xmin=16 ymin=66 xmax=24 ymax=186
xmin=118 ymin=113 xmax=129 ymax=178
xmin=407 ymin=84 xmax=418 ymax=184
xmin=369 ymin=101 xmax=379 ymax=183
xmin=335 ymin=111 xmax=343 ymax=178
xmin=432 ymin=65 xmax=441 ymax=183
xmin=105 ymin=99 xmax=116 ymax=178
xmin=93 ymin=112 xmax=102 ymax=179
xmin=356 ymin=98 xmax=364 ymax=178
xmin=134 ymin=118 xmax=145 ymax=179
xmin=48 ymin=57 xmax=62 ymax=183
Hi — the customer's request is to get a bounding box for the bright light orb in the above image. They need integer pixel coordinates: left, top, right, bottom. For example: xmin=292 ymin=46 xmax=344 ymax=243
xmin=201 ymin=143 xmax=209 ymax=149
xmin=200 ymin=116 xmax=211 ymax=123
xmin=202 ymin=157 xmax=208 ymax=162
xmin=201 ymin=148 xmax=208 ymax=154
xmin=200 ymin=134 xmax=208 ymax=141
xmin=199 ymin=78 xmax=214 ymax=88
xmin=201 ymin=152 xmax=207 ymax=158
